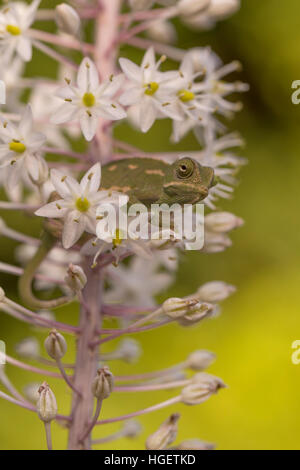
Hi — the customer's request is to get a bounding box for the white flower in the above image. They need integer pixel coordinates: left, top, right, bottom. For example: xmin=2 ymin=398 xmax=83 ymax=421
xmin=0 ymin=105 xmax=46 ymax=190
xmin=51 ymin=57 xmax=126 ymax=141
xmin=171 ymin=47 xmax=248 ymax=143
xmin=119 ymin=47 xmax=182 ymax=132
xmin=105 ymin=256 xmax=174 ymax=308
xmin=35 ymin=163 xmax=127 ymax=249
xmin=0 ymin=0 xmax=40 ymax=63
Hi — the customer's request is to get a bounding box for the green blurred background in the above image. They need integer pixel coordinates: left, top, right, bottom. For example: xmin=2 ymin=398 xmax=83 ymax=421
xmin=1 ymin=0 xmax=300 ymax=450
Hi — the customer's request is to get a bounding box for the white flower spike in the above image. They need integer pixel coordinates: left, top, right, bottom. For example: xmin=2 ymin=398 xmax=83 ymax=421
xmin=51 ymin=57 xmax=126 ymax=141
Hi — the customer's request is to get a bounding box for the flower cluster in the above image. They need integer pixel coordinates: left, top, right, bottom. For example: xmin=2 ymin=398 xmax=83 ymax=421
xmin=0 ymin=0 xmax=246 ymax=451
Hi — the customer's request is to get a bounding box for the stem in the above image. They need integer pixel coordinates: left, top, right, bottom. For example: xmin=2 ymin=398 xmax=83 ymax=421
xmin=56 ymin=359 xmax=81 ymax=396
xmin=18 ymin=231 xmax=74 ymax=310
xmin=67 ymin=261 xmax=103 ymax=450
xmin=96 ymin=396 xmax=181 ymax=425
xmin=94 ymin=0 xmax=121 ymax=162
xmin=44 ymin=422 xmax=53 ymax=451
xmin=80 ymin=399 xmax=102 ymax=443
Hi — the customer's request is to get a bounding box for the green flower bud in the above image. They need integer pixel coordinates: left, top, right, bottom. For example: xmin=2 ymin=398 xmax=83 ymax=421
xmin=37 ymin=382 xmax=57 ymax=423
xmin=91 ymin=366 xmax=114 ymax=400
xmin=44 ymin=329 xmax=67 ymax=360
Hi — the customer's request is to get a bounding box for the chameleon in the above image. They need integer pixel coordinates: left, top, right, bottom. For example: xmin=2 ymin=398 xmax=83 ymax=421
xmin=18 ymin=157 xmax=214 ymax=310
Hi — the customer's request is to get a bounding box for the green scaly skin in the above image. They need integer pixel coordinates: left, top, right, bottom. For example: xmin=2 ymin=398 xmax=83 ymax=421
xmin=18 ymin=157 xmax=214 ymax=310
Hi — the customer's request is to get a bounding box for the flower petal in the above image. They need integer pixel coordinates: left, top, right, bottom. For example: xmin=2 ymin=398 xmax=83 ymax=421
xmin=79 ymin=112 xmax=98 ymax=141
xmin=80 ymin=162 xmax=101 ymax=195
xmin=77 ymin=57 xmax=99 ymax=92
xmin=62 ymin=211 xmax=85 ymax=249
xmin=35 ymin=200 xmax=68 ymax=218
xmin=119 ymin=58 xmax=141 ymax=83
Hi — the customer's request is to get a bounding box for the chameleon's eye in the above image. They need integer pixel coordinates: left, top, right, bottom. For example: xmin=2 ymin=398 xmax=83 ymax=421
xmin=176 ymin=159 xmax=194 ymax=179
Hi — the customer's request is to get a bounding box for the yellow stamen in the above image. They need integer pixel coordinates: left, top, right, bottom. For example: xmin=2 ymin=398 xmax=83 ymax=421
xmin=112 ymin=228 xmax=123 ymax=248
xmin=75 ymin=197 xmax=90 ymax=212
xmin=82 ymin=92 xmax=95 ymax=107
xmin=178 ymin=89 xmax=195 ymax=102
xmin=9 ymin=141 xmax=26 ymax=154
xmin=144 ymin=82 xmax=159 ymax=96
xmin=6 ymin=24 xmax=21 ymax=36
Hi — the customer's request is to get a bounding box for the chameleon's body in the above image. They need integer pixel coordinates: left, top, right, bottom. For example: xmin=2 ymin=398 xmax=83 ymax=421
xmin=19 ymin=157 xmax=214 ymax=309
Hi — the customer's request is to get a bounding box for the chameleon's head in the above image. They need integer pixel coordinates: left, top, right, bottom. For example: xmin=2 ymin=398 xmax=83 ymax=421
xmin=161 ymin=157 xmax=215 ymax=205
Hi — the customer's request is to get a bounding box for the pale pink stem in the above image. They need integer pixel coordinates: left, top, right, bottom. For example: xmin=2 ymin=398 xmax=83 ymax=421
xmin=114 ymin=363 xmax=185 ymax=383
xmin=42 ymin=146 xmax=89 ymax=161
xmin=5 ymin=354 xmax=62 ymax=379
xmin=112 ymin=139 xmax=147 ymax=155
xmin=0 ymin=371 xmax=28 ymax=403
xmin=80 ymin=399 xmax=102 ymax=443
xmin=114 ymin=378 xmax=189 ymax=393
xmin=56 ymin=359 xmax=81 ymax=396
xmin=92 ymin=429 xmax=124 ymax=445
xmin=2 ymin=300 xmax=79 ymax=334
xmin=28 ymin=29 xmax=94 ymax=53
xmin=94 ymin=0 xmax=121 ymax=162
xmin=0 ymin=227 xmax=39 ymax=246
xmin=0 ymin=202 xmax=39 ymax=211
xmin=39 ymin=357 xmax=74 ymax=370
xmin=117 ymin=7 xmax=178 ymax=42
xmin=119 ymin=7 xmax=177 ymax=23
xmin=36 ymin=8 xmax=98 ymax=21
xmin=95 ymin=319 xmax=170 ymax=339
xmin=125 ymin=36 xmax=185 ymax=62
xmin=32 ymin=39 xmax=78 ymax=70
xmin=0 ymin=390 xmax=69 ymax=421
xmin=44 ymin=422 xmax=53 ymax=450
xmin=102 ymin=304 xmax=155 ymax=317
xmin=0 ymin=261 xmax=67 ymax=287
xmin=96 ymin=396 xmax=181 ymax=425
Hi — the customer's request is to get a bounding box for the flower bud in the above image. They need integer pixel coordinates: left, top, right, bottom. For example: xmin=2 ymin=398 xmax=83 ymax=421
xmin=44 ymin=329 xmax=67 ymax=360
xmin=27 ymin=155 xmax=49 ymax=186
xmin=186 ymin=350 xmax=216 ymax=371
xmin=15 ymin=337 xmax=40 ymax=360
xmin=55 ymin=3 xmax=81 ymax=36
xmin=0 ymin=287 xmax=5 ymax=303
xmin=176 ymin=439 xmax=215 ymax=450
xmin=162 ymin=297 xmax=213 ymax=326
xmin=37 ymin=382 xmax=57 ymax=423
xmin=205 ymin=212 xmax=244 ymax=233
xmin=146 ymin=413 xmax=180 ymax=450
xmin=24 ymin=382 xmax=40 ymax=403
xmin=196 ymin=281 xmax=236 ymax=303
xmin=65 ymin=264 xmax=87 ymax=293
xmin=118 ymin=338 xmax=141 ymax=363
xmin=147 ymin=20 xmax=177 ymax=44
xmin=123 ymin=420 xmax=142 ymax=439
xmin=178 ymin=0 xmax=211 ymax=16
xmin=203 ymin=232 xmax=232 ymax=253
xmin=181 ymin=373 xmax=225 ymax=405
xmin=208 ymin=0 xmax=240 ymax=19
xmin=92 ymin=366 xmax=114 ymax=400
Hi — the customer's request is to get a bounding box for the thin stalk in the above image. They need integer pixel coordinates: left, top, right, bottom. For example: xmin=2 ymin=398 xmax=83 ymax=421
xmin=44 ymin=422 xmax=53 ymax=450
xmin=96 ymin=396 xmax=181 ymax=425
